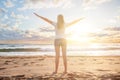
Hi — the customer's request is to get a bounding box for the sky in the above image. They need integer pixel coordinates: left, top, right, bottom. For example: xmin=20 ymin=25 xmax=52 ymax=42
xmin=0 ymin=0 xmax=120 ymax=44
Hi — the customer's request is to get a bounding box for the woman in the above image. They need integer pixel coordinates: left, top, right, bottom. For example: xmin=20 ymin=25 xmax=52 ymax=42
xmin=34 ymin=13 xmax=83 ymax=74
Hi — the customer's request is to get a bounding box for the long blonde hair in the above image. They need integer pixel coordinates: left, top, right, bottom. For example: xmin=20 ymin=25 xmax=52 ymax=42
xmin=57 ymin=14 xmax=64 ymax=29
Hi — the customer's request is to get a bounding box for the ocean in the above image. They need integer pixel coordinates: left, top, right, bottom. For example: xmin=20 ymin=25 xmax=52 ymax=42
xmin=0 ymin=43 xmax=120 ymax=56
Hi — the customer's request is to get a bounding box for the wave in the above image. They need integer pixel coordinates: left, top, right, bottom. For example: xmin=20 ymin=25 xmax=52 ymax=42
xmin=0 ymin=47 xmax=120 ymax=52
xmin=0 ymin=43 xmax=120 ymax=53
xmin=0 ymin=48 xmax=41 ymax=52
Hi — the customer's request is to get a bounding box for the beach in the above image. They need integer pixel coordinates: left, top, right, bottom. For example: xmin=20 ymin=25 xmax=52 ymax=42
xmin=0 ymin=55 xmax=120 ymax=80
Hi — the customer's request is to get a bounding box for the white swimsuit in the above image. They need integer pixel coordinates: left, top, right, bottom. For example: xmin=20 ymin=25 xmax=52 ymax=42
xmin=52 ymin=22 xmax=66 ymax=39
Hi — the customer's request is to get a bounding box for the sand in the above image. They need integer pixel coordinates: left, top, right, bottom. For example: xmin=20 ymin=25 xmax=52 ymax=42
xmin=0 ymin=55 xmax=120 ymax=80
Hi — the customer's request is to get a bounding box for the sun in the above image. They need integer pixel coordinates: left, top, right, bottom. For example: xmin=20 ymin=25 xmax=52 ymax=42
xmin=66 ymin=21 xmax=101 ymax=43
xmin=67 ymin=34 xmax=92 ymax=43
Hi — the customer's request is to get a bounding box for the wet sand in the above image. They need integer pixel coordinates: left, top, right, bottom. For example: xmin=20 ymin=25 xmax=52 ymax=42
xmin=0 ymin=56 xmax=120 ymax=80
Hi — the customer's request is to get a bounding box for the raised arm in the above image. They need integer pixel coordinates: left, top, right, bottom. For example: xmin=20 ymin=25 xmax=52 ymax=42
xmin=66 ymin=17 xmax=84 ymax=27
xmin=34 ymin=13 xmax=54 ymax=25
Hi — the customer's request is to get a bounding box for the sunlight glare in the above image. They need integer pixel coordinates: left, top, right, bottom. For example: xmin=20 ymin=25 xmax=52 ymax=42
xmin=66 ymin=20 xmax=101 ymax=43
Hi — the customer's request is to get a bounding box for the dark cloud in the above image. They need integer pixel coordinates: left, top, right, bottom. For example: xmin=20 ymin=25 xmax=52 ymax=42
xmin=104 ymin=27 xmax=120 ymax=31
xmin=0 ymin=8 xmax=5 ymax=13
xmin=90 ymin=33 xmax=110 ymax=37
xmin=39 ymin=27 xmax=54 ymax=32
xmin=0 ymin=27 xmax=53 ymax=40
xmin=0 ymin=28 xmax=24 ymax=40
xmin=29 ymin=0 xmax=43 ymax=4
xmin=89 ymin=26 xmax=120 ymax=42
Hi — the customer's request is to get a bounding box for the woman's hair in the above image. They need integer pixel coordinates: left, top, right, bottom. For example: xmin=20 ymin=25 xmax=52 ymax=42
xmin=57 ymin=14 xmax=64 ymax=29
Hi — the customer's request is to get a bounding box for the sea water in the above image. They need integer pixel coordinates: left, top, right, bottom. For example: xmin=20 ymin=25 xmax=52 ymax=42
xmin=0 ymin=43 xmax=120 ymax=56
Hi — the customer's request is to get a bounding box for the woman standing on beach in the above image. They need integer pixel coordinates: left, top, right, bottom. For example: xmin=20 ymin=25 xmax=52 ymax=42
xmin=34 ymin=13 xmax=83 ymax=73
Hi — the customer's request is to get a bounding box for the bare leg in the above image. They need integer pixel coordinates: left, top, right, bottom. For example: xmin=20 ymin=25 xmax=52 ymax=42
xmin=54 ymin=45 xmax=60 ymax=73
xmin=62 ymin=43 xmax=67 ymax=73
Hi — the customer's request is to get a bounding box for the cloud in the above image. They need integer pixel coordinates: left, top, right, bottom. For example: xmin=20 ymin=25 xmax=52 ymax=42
xmin=39 ymin=26 xmax=54 ymax=32
xmin=4 ymin=12 xmax=29 ymax=30
xmin=1 ymin=12 xmax=27 ymax=29
xmin=89 ymin=26 xmax=120 ymax=42
xmin=109 ymin=15 xmax=120 ymax=26
xmin=3 ymin=0 xmax=14 ymax=8
xmin=0 ymin=22 xmax=9 ymax=28
xmin=104 ymin=27 xmax=120 ymax=31
xmin=90 ymin=33 xmax=110 ymax=37
xmin=116 ymin=16 xmax=120 ymax=20
xmin=117 ymin=6 xmax=120 ymax=12
xmin=0 ymin=27 xmax=24 ymax=40
xmin=82 ymin=0 xmax=111 ymax=10
xmin=24 ymin=29 xmax=47 ymax=40
xmin=23 ymin=28 xmax=54 ymax=40
xmin=18 ymin=0 xmax=74 ymax=10
xmin=4 ymin=15 xmax=8 ymax=19
xmin=11 ymin=12 xmax=29 ymax=19
xmin=0 ymin=8 xmax=8 ymax=22
xmin=0 ymin=8 xmax=7 ymax=17
xmin=0 ymin=8 xmax=6 ymax=13
xmin=0 ymin=25 xmax=54 ymax=40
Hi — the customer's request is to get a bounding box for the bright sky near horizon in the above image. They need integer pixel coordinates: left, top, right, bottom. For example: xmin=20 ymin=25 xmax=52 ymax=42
xmin=0 ymin=0 xmax=120 ymax=43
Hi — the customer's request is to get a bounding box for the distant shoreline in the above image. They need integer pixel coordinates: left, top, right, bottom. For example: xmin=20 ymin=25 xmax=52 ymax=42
xmin=0 ymin=40 xmax=120 ymax=45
